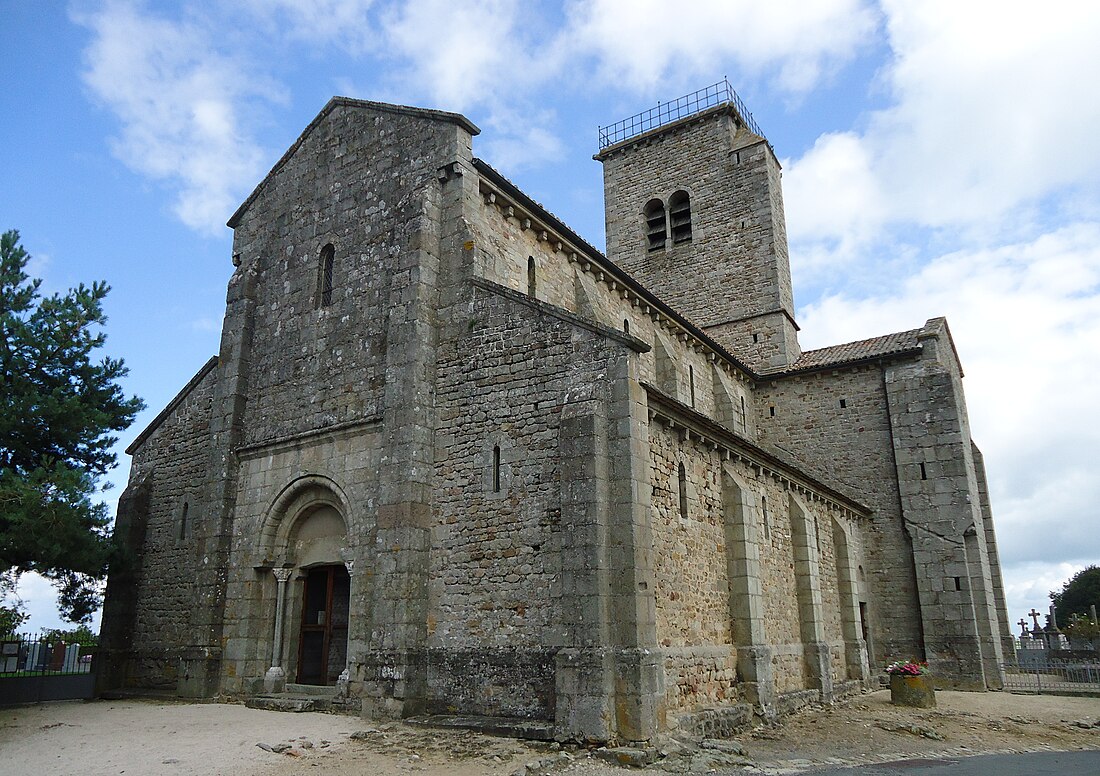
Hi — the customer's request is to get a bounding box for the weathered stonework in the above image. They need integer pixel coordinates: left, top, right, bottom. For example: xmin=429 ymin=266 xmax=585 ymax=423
xmin=99 ymin=92 xmax=1009 ymax=742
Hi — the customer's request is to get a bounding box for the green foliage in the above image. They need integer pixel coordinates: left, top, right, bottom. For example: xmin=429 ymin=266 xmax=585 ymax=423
xmin=42 ymin=623 xmax=98 ymax=646
xmin=0 ymin=572 xmax=28 ymax=636
xmin=1051 ymin=565 xmax=1100 ymax=627
xmin=1063 ymin=613 xmax=1100 ymax=640
xmin=0 ymin=230 xmax=143 ymax=622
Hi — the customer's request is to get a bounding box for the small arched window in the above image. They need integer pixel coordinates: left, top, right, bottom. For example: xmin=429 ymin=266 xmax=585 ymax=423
xmin=319 ymin=243 xmax=335 ymax=307
xmin=644 ymin=198 xmax=667 ymax=251
xmin=669 ymin=190 xmax=692 ymax=244
xmin=623 ymin=318 xmax=630 ymax=336
xmin=527 ymin=256 xmax=536 ymax=297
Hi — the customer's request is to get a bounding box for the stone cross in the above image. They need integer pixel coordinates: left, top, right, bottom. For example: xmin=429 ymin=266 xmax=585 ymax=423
xmin=1028 ymin=608 xmax=1042 ymax=630
xmin=1017 ymin=618 xmax=1028 ymax=636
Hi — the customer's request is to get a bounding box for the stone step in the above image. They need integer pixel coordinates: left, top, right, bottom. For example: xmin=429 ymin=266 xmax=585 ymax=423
xmin=285 ymin=683 xmax=340 ymax=697
xmin=405 ymin=713 xmax=553 ymax=741
xmin=246 ymin=695 xmax=329 ymax=713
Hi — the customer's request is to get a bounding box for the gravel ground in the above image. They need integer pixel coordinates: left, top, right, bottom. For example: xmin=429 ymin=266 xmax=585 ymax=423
xmin=0 ymin=690 xmax=1097 ymax=776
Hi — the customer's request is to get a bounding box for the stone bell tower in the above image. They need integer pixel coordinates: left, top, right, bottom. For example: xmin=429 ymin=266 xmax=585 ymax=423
xmin=596 ymin=82 xmax=800 ymax=372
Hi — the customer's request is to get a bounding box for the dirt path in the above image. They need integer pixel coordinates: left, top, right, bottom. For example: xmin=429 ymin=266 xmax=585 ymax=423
xmin=0 ymin=691 xmax=1097 ymax=776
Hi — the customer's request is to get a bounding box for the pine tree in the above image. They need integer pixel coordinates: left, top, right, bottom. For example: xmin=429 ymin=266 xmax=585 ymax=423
xmin=0 ymin=230 xmax=143 ymax=622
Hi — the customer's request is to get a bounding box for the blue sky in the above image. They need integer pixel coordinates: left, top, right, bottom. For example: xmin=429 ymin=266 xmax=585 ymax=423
xmin=3 ymin=0 xmax=1099 ymax=636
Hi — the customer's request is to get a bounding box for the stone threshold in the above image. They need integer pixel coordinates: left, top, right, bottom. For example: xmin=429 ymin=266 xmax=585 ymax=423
xmin=405 ymin=713 xmax=554 ymax=741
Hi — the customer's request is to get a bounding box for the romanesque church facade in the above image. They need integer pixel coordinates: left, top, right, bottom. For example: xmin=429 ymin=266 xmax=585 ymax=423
xmin=99 ymin=90 xmax=1012 ymax=742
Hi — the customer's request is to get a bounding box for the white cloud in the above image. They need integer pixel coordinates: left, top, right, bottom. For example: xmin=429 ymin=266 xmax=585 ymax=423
xmin=377 ymin=0 xmax=555 ymax=113
xmin=563 ymin=0 xmax=877 ymax=94
xmin=74 ymin=1 xmax=278 ymax=236
xmin=1003 ymin=560 xmax=1090 ymax=629
xmin=782 ymin=132 xmax=884 ymax=259
xmin=799 ymin=222 xmax=1100 ymax=573
xmin=787 ymin=0 xmax=1100 ymax=255
xmin=239 ymin=0 xmax=377 ymax=50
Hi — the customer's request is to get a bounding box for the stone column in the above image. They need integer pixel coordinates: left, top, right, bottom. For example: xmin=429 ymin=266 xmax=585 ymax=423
xmin=264 ymin=567 xmax=293 ymax=693
xmin=336 ymin=560 xmax=354 ymax=697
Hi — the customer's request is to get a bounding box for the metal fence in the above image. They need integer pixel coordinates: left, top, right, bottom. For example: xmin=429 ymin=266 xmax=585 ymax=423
xmin=1 ymin=632 xmax=96 ymax=675
xmin=0 ymin=632 xmax=98 ymax=705
xmin=597 ymin=78 xmax=766 ymax=150
xmin=1002 ymin=659 xmax=1100 ymax=694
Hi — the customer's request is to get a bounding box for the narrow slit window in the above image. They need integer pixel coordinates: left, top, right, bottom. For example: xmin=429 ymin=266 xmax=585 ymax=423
xmin=839 ymin=398 xmax=847 ymax=409
xmin=678 ymin=462 xmax=688 ymax=519
xmin=752 ymin=333 xmax=760 ymax=343
xmin=623 ymin=318 xmax=630 ymax=335
xmin=669 ymin=190 xmax=692 ymax=244
xmin=179 ymin=502 xmax=189 ymax=540
xmin=920 ymin=462 xmax=928 ymax=480
xmin=769 ymin=405 xmax=776 ymax=417
xmin=762 ymin=495 xmax=770 ymax=540
xmin=688 ymin=365 xmax=696 ymax=407
xmin=644 ymin=199 xmax=667 ymax=251
xmin=953 ymin=576 xmax=963 ymax=591
xmin=319 ymin=243 xmax=335 ymax=307
xmin=492 ymin=445 xmax=502 ymax=492
xmin=739 ymin=395 xmax=747 ymax=431
xmin=527 ymin=256 xmax=536 ymax=297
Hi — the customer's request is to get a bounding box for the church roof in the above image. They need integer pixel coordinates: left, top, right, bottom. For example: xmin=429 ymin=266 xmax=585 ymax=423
xmin=788 ymin=328 xmax=924 ymax=373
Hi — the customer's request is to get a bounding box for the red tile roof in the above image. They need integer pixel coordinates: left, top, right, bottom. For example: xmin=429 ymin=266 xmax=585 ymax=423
xmin=788 ymin=328 xmax=923 ymax=372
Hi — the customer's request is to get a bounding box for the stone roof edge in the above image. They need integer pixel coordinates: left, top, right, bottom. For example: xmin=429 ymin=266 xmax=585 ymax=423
xmin=470 ymin=277 xmax=651 ymax=353
xmin=919 ymin=316 xmax=965 ymax=378
xmin=643 ymin=383 xmax=871 ymax=518
xmin=471 ymin=157 xmax=760 ymax=382
xmin=227 ymin=97 xmax=480 ymax=228
xmin=125 ymin=355 xmax=219 ymax=456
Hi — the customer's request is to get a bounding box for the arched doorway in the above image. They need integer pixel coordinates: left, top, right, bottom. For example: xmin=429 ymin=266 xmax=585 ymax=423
xmin=259 ymin=481 xmax=353 ymax=691
xmin=297 ymin=564 xmax=350 ymax=685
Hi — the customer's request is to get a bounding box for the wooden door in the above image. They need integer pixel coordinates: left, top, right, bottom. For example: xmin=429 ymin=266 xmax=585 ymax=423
xmin=296 ymin=565 xmax=350 ymax=685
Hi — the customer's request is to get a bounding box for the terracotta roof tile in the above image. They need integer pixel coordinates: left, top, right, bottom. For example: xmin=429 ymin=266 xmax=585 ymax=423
xmin=788 ymin=328 xmax=923 ymax=372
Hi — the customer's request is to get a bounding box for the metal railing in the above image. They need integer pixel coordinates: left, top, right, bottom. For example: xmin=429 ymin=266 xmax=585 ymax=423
xmin=1 ymin=632 xmax=96 ymax=676
xmin=598 ymin=78 xmax=766 ymax=150
xmin=1002 ymin=659 xmax=1100 ymax=693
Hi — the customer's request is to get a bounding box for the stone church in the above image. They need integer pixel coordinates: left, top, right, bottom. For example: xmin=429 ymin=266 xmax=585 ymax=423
xmin=99 ymin=84 xmax=1012 ymax=742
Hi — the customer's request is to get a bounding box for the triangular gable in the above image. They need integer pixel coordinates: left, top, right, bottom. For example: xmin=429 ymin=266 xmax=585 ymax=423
xmin=226 ymin=97 xmax=480 ymax=228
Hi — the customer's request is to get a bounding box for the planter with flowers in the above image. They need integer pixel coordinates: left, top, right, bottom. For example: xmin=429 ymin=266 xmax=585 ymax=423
xmin=886 ymin=660 xmax=935 ymax=707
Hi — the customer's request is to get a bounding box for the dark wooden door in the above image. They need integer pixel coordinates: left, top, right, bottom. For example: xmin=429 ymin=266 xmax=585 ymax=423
xmin=296 ymin=565 xmax=350 ymax=685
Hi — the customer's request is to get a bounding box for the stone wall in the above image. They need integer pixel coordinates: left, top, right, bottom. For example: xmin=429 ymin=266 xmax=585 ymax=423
xmin=228 ymin=103 xmax=473 ymax=449
xmin=431 ymin=277 xmax=643 ymax=720
xmin=755 ymin=363 xmax=924 ymax=668
xmin=109 ymin=362 xmax=217 ymax=688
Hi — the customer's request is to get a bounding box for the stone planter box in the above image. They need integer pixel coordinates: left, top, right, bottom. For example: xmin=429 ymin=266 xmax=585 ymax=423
xmin=890 ymin=674 xmax=935 ymax=708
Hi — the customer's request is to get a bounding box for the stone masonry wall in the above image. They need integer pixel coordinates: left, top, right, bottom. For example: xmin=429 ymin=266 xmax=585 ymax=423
xmin=430 ymin=279 xmax=639 ymax=719
xmin=230 ymin=104 xmax=471 ymax=448
xmin=883 ymin=326 xmax=1006 ymax=687
xmin=599 ymin=106 xmax=798 ymax=370
xmin=755 ymin=364 xmax=924 ymax=668
xmin=122 ymin=365 xmax=217 ymax=688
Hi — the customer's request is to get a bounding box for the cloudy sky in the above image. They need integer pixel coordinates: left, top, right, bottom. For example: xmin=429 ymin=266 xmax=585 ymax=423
xmin=3 ymin=0 xmax=1098 ymax=635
